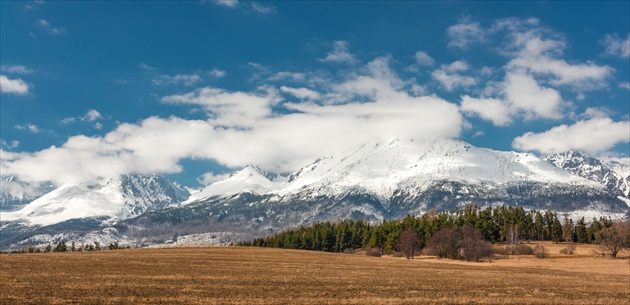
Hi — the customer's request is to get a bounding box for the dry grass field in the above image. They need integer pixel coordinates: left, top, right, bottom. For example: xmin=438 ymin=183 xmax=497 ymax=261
xmin=1 ymin=242 xmax=629 ymax=305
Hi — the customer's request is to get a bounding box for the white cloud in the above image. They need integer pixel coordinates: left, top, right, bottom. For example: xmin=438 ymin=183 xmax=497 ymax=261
xmin=575 ymin=107 xmax=611 ymax=120
xmin=84 ymin=109 xmax=102 ymax=121
xmin=319 ymin=41 xmax=357 ymax=64
xmin=138 ymin=63 xmax=155 ymax=71
xmin=280 ymin=86 xmax=320 ymax=100
xmin=503 ymin=71 xmax=564 ymax=121
xmin=1 ymin=140 xmax=20 ymax=149
xmin=414 ymin=51 xmax=435 ymax=66
xmin=197 ymin=172 xmax=230 ymax=186
xmin=62 ymin=109 xmax=102 ymax=124
xmin=495 ymin=23 xmax=613 ymax=90
xmin=35 ymin=19 xmax=65 ymax=35
xmin=209 ymin=68 xmax=226 ymax=78
xmin=602 ymin=34 xmax=630 ymax=58
xmin=213 ymin=0 xmax=238 ymax=8
xmin=161 ymin=86 xmax=279 ymax=128
xmin=460 ymin=96 xmax=511 ymax=126
xmin=152 ymin=74 xmax=202 ymax=86
xmin=432 ymin=61 xmax=476 ymax=91
xmin=459 ymin=17 xmax=613 ymax=126
xmin=512 ymin=117 xmax=630 ymax=155
xmin=1 ymin=65 xmax=33 ymax=74
xmin=15 ymin=124 xmax=40 ymax=134
xmin=447 ymin=16 xmax=485 ymax=50
xmin=0 ymin=75 xmax=29 ymax=95
xmin=4 ymin=58 xmax=465 ymax=185
xmin=619 ymin=82 xmax=630 ymax=90
xmin=268 ymin=72 xmax=306 ymax=82
xmin=251 ymin=2 xmax=276 ymax=14
xmin=507 ymin=54 xmax=612 ymax=89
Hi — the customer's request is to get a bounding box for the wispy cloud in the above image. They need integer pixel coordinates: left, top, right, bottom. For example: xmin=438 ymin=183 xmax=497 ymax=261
xmin=447 ymin=16 xmax=485 ymax=50
xmin=0 ymin=75 xmax=30 ymax=95
xmin=601 ymin=33 xmax=630 ymax=58
xmin=14 ymin=124 xmax=40 ymax=134
xmin=61 ymin=109 xmax=103 ymax=128
xmin=212 ymin=0 xmax=239 ymax=8
xmin=153 ymin=74 xmax=202 ymax=87
xmin=280 ymin=86 xmax=320 ymax=100
xmin=251 ymin=2 xmax=276 ymax=14
xmin=197 ymin=172 xmax=230 ymax=186
xmin=138 ymin=62 xmax=155 ymax=71
xmin=1 ymin=140 xmax=20 ymax=149
xmin=1 ymin=65 xmax=33 ymax=75
xmin=35 ymin=19 xmax=66 ymax=35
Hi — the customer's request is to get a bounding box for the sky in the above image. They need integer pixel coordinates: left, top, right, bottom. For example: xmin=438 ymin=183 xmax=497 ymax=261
xmin=1 ymin=0 xmax=629 ymax=188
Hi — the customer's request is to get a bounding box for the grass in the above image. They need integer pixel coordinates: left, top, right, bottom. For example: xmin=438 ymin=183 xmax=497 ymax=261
xmin=1 ymin=242 xmax=629 ymax=304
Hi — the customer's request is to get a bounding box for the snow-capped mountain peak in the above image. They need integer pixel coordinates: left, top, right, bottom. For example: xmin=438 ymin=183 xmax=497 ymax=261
xmin=183 ymin=165 xmax=286 ymax=204
xmin=278 ymin=138 xmax=593 ymax=199
xmin=543 ymin=151 xmax=629 ymax=197
xmin=1 ymin=174 xmax=188 ymax=226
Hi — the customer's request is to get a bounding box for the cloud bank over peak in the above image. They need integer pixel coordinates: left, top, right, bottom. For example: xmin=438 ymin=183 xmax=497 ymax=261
xmin=2 ymin=57 xmax=465 ymax=185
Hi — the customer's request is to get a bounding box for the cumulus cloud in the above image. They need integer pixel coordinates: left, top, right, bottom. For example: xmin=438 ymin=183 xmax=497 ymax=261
xmin=619 ymin=82 xmax=630 ymax=90
xmin=460 ymin=96 xmax=511 ymax=126
xmin=503 ymin=71 xmax=564 ymax=121
xmin=319 ymin=41 xmax=357 ymax=64
xmin=0 ymin=75 xmax=30 ymax=95
xmin=601 ymin=33 xmax=630 ymax=58
xmin=432 ymin=61 xmax=476 ymax=91
xmin=280 ymin=86 xmax=320 ymax=100
xmin=152 ymin=74 xmax=202 ymax=86
xmin=497 ymin=21 xmax=613 ymax=90
xmin=457 ymin=17 xmax=610 ymax=126
xmin=512 ymin=117 xmax=630 ymax=155
xmin=447 ymin=16 xmax=485 ymax=50
xmin=507 ymin=48 xmax=612 ymax=90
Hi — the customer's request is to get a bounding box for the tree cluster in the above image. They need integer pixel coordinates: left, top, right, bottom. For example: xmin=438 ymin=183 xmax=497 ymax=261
xmin=243 ymin=205 xmax=619 ymax=258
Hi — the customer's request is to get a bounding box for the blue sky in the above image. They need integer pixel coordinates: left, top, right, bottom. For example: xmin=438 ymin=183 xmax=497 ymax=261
xmin=1 ymin=0 xmax=629 ymax=187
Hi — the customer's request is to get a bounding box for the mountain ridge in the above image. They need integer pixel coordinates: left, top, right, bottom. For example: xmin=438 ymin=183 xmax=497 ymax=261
xmin=1 ymin=138 xmax=628 ymax=249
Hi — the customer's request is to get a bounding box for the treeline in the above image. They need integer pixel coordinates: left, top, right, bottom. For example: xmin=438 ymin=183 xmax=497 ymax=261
xmin=5 ymin=241 xmax=129 ymax=254
xmin=241 ymin=205 xmax=615 ymax=254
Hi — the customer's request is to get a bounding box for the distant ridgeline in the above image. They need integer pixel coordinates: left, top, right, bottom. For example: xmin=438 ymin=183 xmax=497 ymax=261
xmin=241 ymin=205 xmax=614 ymax=253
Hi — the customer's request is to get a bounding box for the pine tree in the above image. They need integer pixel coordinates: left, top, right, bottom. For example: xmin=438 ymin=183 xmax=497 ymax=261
xmin=576 ymin=217 xmax=588 ymax=243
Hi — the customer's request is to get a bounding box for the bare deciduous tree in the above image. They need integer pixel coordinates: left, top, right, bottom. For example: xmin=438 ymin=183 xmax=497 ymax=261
xmin=595 ymin=221 xmax=630 ymax=258
xmin=396 ymin=227 xmax=422 ymax=259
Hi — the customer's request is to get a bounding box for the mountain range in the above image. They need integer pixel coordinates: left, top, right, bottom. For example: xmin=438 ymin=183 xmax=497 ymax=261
xmin=1 ymin=138 xmax=628 ymax=250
